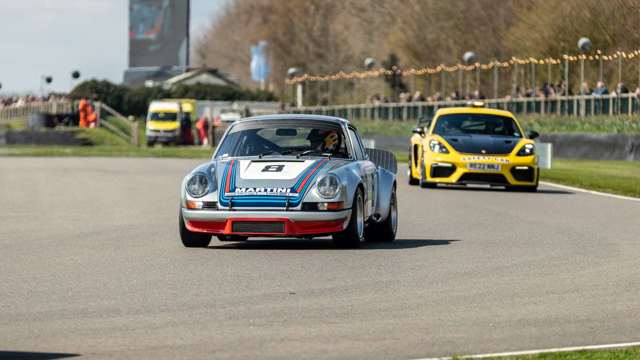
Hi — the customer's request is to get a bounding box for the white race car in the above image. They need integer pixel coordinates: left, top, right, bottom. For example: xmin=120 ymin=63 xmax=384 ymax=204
xmin=179 ymin=114 xmax=398 ymax=248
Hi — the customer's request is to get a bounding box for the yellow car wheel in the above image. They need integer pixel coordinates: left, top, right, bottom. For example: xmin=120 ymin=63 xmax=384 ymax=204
xmin=408 ymin=148 xmax=419 ymax=186
xmin=419 ymin=162 xmax=437 ymax=189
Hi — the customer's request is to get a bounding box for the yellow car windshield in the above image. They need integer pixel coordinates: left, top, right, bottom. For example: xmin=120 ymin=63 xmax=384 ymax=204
xmin=434 ymin=114 xmax=521 ymax=137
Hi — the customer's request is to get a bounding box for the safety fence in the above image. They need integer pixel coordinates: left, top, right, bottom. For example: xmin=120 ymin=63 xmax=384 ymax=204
xmin=0 ymin=101 xmax=139 ymax=146
xmin=0 ymin=101 xmax=74 ymax=124
xmin=291 ymin=93 xmax=640 ymax=121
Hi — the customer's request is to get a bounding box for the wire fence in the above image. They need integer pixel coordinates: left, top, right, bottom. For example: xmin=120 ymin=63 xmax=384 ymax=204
xmin=291 ymin=93 xmax=640 ymax=121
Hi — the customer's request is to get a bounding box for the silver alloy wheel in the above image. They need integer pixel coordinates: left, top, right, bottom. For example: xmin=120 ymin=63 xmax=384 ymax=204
xmin=356 ymin=193 xmax=364 ymax=240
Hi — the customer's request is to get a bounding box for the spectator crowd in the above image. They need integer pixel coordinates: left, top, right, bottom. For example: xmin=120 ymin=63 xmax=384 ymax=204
xmin=366 ymin=81 xmax=640 ymax=105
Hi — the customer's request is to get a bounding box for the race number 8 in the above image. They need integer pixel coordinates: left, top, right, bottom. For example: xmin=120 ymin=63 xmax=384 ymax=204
xmin=262 ymin=165 xmax=285 ymax=172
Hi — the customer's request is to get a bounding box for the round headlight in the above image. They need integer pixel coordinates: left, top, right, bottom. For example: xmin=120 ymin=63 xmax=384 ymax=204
xmin=186 ymin=173 xmax=209 ymax=198
xmin=316 ymin=174 xmax=341 ymax=199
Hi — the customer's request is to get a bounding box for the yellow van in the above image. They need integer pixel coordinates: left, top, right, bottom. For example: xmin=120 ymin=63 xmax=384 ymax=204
xmin=145 ymin=99 xmax=197 ymax=146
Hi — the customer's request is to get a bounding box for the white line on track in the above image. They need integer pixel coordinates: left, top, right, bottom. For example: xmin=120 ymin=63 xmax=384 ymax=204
xmin=541 ymin=181 xmax=640 ymax=202
xmin=413 ymin=340 xmax=640 ymax=360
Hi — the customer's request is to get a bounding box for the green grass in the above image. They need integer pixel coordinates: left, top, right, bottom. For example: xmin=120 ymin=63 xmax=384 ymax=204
xmin=472 ymin=346 xmax=640 ymax=359
xmin=71 ymin=128 xmax=130 ymax=146
xmin=351 ymin=115 xmax=640 ymax=137
xmin=541 ymin=160 xmax=640 ymax=197
xmin=2 ymin=117 xmax=29 ymax=130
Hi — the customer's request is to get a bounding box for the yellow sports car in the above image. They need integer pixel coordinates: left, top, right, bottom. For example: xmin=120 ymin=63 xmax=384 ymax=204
xmin=408 ymin=103 xmax=539 ymax=191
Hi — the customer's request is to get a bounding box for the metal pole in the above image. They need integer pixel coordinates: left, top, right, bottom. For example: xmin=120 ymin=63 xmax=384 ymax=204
xmin=564 ymin=58 xmax=569 ymax=95
xmin=618 ymin=56 xmax=623 ymax=86
xmin=458 ymin=68 xmax=463 ymax=97
xmin=580 ymin=57 xmax=585 ymax=95
xmin=531 ymin=62 xmax=536 ymax=96
xmin=599 ymin=57 xmax=603 ymax=82
xmin=475 ymin=67 xmax=480 ymax=93
xmin=493 ymin=63 xmax=499 ymax=99
xmin=441 ymin=71 xmax=446 ymax=98
xmin=512 ymin=63 xmax=518 ymax=96
xmin=464 ymin=71 xmax=470 ymax=98
xmin=547 ymin=62 xmax=551 ymax=86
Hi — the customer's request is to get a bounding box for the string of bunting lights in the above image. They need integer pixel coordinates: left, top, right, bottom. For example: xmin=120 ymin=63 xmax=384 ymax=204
xmin=285 ymin=49 xmax=640 ymax=85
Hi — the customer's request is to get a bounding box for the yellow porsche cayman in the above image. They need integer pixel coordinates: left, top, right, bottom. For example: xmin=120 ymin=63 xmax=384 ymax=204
xmin=408 ymin=103 xmax=539 ymax=191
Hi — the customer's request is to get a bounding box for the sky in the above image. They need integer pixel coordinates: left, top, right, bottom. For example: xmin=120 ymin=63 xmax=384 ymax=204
xmin=0 ymin=0 xmax=226 ymax=95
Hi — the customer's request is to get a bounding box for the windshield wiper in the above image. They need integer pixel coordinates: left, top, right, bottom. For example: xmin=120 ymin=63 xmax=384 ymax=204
xmin=297 ymin=150 xmax=332 ymax=158
xmin=258 ymin=150 xmax=279 ymax=158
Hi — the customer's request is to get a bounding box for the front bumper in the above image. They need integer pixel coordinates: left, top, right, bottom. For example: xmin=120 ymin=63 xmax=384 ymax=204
xmin=182 ymin=209 xmax=351 ymax=237
xmin=147 ymin=131 xmax=179 ymax=143
xmin=425 ymin=155 xmax=538 ymax=186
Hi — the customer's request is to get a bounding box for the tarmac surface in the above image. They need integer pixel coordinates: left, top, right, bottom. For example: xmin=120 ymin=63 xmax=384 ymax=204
xmin=1 ymin=157 xmax=639 ymax=359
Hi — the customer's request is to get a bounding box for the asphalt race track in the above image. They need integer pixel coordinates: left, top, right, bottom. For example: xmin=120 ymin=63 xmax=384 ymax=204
xmin=1 ymin=157 xmax=639 ymax=359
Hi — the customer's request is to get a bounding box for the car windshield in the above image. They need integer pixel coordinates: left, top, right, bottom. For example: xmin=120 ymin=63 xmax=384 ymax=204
xmin=215 ymin=120 xmax=350 ymax=158
xmin=149 ymin=112 xmax=177 ymax=121
xmin=433 ymin=113 xmax=521 ymax=137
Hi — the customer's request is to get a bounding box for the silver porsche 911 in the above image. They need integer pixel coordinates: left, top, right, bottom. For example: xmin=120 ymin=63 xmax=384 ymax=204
xmin=179 ymin=114 xmax=398 ymax=248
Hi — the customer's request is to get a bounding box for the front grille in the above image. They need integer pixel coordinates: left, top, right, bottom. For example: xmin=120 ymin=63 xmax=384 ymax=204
xmin=458 ymin=173 xmax=508 ymax=185
xmin=511 ymin=167 xmax=535 ymax=182
xmin=232 ymin=221 xmax=285 ymax=234
xmin=430 ymin=164 xmax=456 ymax=178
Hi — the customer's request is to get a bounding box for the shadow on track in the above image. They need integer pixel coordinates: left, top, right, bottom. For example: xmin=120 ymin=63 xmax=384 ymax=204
xmin=425 ymin=186 xmax=574 ymax=195
xmin=207 ymin=238 xmax=458 ymax=250
xmin=0 ymin=351 xmax=80 ymax=360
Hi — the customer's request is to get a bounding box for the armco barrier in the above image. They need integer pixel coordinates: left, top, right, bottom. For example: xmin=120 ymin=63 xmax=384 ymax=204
xmin=539 ymin=133 xmax=640 ymax=161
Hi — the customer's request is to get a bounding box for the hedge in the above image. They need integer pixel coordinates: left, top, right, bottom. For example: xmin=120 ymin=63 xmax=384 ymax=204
xmin=70 ymin=80 xmax=277 ymax=116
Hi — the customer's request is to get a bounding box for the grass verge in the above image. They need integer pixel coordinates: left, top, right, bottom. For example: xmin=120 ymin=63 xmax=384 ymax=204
xmin=541 ymin=160 xmax=640 ymax=198
xmin=472 ymin=345 xmax=640 ymax=359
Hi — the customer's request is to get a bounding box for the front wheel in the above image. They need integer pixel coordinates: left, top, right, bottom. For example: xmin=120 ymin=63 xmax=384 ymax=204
xmin=179 ymin=211 xmax=212 ymax=248
xmin=332 ymin=189 xmax=365 ymax=248
xmin=419 ymin=161 xmax=437 ymax=188
xmin=365 ymin=186 xmax=397 ymax=242
xmin=408 ymin=147 xmax=419 ymax=186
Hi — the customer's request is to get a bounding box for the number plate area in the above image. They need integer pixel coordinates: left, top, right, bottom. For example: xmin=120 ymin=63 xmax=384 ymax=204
xmin=232 ymin=221 xmax=285 ymax=234
xmin=467 ymin=163 xmax=501 ymax=171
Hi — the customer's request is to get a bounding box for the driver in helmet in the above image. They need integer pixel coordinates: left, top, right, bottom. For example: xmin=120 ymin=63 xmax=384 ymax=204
xmin=307 ymin=129 xmax=340 ymax=153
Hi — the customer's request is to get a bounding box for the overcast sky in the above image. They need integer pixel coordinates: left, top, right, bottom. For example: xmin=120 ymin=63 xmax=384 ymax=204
xmin=0 ymin=0 xmax=226 ymax=95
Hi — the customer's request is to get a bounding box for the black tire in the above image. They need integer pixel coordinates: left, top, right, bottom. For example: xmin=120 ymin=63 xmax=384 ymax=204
xmin=408 ymin=148 xmax=419 ymax=186
xmin=365 ymin=186 xmax=397 ymax=242
xmin=179 ymin=211 xmax=212 ymax=248
xmin=146 ymin=140 xmax=155 ymax=147
xmin=419 ymin=162 xmax=437 ymax=188
xmin=332 ymin=189 xmax=365 ymax=248
xmin=217 ymin=235 xmax=248 ymax=242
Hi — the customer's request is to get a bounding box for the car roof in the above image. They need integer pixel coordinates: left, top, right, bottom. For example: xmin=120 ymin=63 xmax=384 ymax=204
xmin=434 ymin=106 xmax=516 ymax=118
xmin=237 ymin=114 xmax=350 ymax=125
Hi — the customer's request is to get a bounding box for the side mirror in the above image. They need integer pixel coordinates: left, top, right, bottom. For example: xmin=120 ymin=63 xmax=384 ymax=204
xmin=527 ymin=130 xmax=540 ymax=140
xmin=412 ymin=127 xmax=425 ymax=136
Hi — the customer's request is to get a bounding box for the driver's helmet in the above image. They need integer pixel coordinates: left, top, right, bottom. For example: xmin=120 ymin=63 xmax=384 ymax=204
xmin=307 ymin=129 xmax=339 ymax=152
